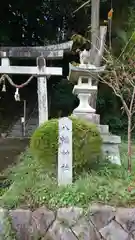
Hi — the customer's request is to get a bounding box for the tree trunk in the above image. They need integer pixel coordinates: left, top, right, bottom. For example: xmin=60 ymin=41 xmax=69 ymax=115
xmin=128 ymin=116 xmax=132 ymax=172
xmin=90 ymin=0 xmax=100 ymax=63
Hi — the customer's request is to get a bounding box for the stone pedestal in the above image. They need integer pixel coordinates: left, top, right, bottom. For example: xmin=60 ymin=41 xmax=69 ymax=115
xmin=98 ymin=125 xmax=121 ymax=165
xmin=73 ymin=112 xmax=100 ymax=124
xmin=74 ymin=117 xmax=122 ymax=166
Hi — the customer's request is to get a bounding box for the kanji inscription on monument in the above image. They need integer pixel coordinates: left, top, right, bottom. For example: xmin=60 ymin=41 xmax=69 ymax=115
xmin=58 ymin=117 xmax=72 ymax=186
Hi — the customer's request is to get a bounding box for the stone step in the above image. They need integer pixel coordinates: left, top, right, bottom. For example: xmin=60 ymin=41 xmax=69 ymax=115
xmin=26 ymin=118 xmax=38 ymax=123
xmin=101 ymin=134 xmax=121 ymax=144
xmin=7 ymin=116 xmax=38 ymax=137
xmin=25 ymin=129 xmax=36 ymax=134
xmin=97 ymin=125 xmax=109 ymax=135
xmin=25 ymin=125 xmax=38 ymax=131
xmin=10 ymin=125 xmax=37 ymax=131
xmin=26 ymin=120 xmax=38 ymax=124
xmin=29 ymin=126 xmax=37 ymax=130
xmin=25 ymin=124 xmax=38 ymax=128
xmin=8 ymin=133 xmax=24 ymax=137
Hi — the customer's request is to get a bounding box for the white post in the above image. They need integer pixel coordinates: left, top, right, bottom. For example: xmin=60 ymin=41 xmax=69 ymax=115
xmin=37 ymin=57 xmax=48 ymax=125
xmin=58 ymin=117 xmax=72 ymax=186
xmin=1 ymin=55 xmax=10 ymax=71
xmin=23 ymin=100 xmax=26 ymax=136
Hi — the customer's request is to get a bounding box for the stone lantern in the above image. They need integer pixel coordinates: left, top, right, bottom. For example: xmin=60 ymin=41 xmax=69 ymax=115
xmin=69 ymin=63 xmax=106 ymax=124
xmin=68 ymin=57 xmax=121 ymax=165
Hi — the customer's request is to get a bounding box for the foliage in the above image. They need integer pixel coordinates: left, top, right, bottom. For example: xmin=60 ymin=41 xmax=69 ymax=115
xmin=30 ymin=117 xmax=102 ymax=174
xmin=0 ymin=188 xmax=6 ymax=197
xmin=114 ymin=7 xmax=135 ymax=55
xmin=126 ymin=7 xmax=135 ymax=40
xmin=0 ymin=0 xmax=133 ymax=46
xmin=71 ymin=34 xmax=90 ymax=52
xmin=1 ymin=143 xmax=135 ymax=209
xmin=0 ymin=213 xmax=16 ymax=240
xmin=0 ymin=0 xmax=95 ymax=45
xmin=50 ymin=80 xmax=77 ymax=118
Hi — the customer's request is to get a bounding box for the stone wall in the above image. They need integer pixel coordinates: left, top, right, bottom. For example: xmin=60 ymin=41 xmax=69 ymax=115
xmin=0 ymin=205 xmax=135 ymax=239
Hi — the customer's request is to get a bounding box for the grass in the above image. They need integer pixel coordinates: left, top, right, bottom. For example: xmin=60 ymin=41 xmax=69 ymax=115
xmin=1 ymin=142 xmax=135 ymax=209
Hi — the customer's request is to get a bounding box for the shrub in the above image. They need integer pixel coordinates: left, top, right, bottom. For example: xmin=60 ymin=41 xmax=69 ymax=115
xmin=30 ymin=117 xmax=102 ymax=173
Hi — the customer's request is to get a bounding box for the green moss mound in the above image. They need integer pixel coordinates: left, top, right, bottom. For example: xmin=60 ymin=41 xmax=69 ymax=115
xmin=30 ymin=117 xmax=102 ymax=173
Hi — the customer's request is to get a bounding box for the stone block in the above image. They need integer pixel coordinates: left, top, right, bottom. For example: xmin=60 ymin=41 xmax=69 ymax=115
xmin=72 ymin=217 xmax=93 ymax=240
xmin=115 ymin=208 xmax=135 ymax=236
xmin=9 ymin=209 xmax=32 ymax=239
xmin=88 ymin=204 xmax=116 ymax=230
xmin=97 ymin=124 xmax=109 ymax=134
xmin=73 ymin=112 xmax=100 ymax=124
xmin=100 ymin=220 xmax=131 ymax=240
xmin=31 ymin=206 xmax=55 ymax=236
xmin=46 ymin=220 xmax=77 ymax=240
xmin=102 ymin=134 xmax=121 ymax=144
xmin=57 ymin=207 xmax=83 ymax=227
xmin=102 ymin=141 xmax=121 ymax=165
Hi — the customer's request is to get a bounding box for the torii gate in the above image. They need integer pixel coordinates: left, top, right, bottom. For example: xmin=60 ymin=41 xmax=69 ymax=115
xmin=0 ymin=41 xmax=73 ymax=125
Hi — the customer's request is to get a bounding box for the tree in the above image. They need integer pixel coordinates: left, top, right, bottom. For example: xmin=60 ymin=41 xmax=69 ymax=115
xmin=98 ymin=49 xmax=135 ymax=172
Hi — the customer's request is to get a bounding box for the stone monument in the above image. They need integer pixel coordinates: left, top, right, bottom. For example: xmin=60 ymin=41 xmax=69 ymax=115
xmin=58 ymin=117 xmax=72 ymax=186
xmin=68 ymin=49 xmax=121 ymax=165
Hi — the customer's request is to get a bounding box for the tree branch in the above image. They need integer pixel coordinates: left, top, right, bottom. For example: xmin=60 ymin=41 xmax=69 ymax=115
xmin=129 ymin=86 xmax=135 ymax=114
xmin=73 ymin=0 xmax=91 ymax=14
